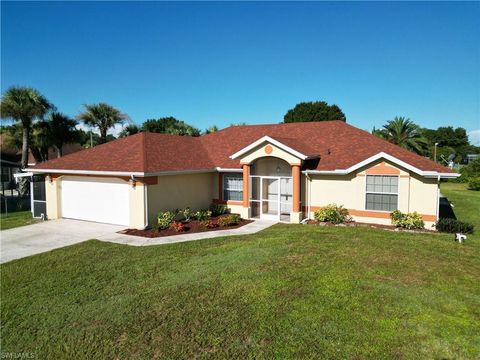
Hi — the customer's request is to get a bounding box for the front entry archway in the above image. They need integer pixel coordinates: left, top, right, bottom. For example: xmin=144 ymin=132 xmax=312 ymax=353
xmin=249 ymin=158 xmax=293 ymax=222
xmin=233 ymin=138 xmax=306 ymax=223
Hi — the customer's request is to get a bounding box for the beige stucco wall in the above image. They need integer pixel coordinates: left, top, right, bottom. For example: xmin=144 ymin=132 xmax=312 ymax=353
xmin=307 ymin=173 xmax=363 ymax=210
xmin=147 ymin=172 xmax=215 ymax=224
xmin=305 ymin=160 xmax=439 ymax=228
xmin=408 ymin=174 xmax=438 ymax=216
xmin=130 ymin=184 xmax=146 ymax=229
xmin=251 ymin=157 xmax=292 ymax=177
xmin=45 ymin=178 xmax=61 ymax=220
xmin=227 ymin=203 xmax=244 ymax=216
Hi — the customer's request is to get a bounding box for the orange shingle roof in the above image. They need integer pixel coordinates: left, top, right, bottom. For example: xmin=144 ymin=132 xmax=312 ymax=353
xmin=32 ymin=121 xmax=453 ymax=174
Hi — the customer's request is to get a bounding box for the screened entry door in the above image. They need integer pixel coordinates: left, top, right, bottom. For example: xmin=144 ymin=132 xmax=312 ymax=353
xmin=261 ymin=178 xmax=279 ymax=220
xmin=32 ymin=175 xmax=46 ymax=218
xmin=250 ymin=176 xmax=292 ymax=221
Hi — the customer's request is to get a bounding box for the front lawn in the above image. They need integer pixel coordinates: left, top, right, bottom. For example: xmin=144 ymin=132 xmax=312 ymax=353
xmin=1 ymin=225 xmax=479 ymax=359
xmin=0 ymin=210 xmax=38 ymax=230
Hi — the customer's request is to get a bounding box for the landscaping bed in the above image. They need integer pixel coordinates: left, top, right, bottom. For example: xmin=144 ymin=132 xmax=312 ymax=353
xmin=120 ymin=215 xmax=252 ymax=238
xmin=305 ymin=219 xmax=438 ymax=233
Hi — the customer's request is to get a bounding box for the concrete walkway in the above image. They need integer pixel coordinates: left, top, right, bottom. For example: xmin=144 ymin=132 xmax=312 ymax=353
xmin=97 ymin=219 xmax=276 ymax=246
xmin=1 ymin=219 xmax=276 ymax=263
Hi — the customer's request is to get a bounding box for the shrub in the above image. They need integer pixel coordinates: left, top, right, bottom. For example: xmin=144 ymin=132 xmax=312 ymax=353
xmin=199 ymin=219 xmax=218 ymax=229
xmin=457 ymin=158 xmax=480 ymax=183
xmin=156 ymin=211 xmax=176 ymax=230
xmin=435 ymin=218 xmax=474 ymax=234
xmin=169 ymin=221 xmax=186 ymax=232
xmin=390 ymin=210 xmax=424 ymax=230
xmin=180 ymin=207 xmax=192 ymax=222
xmin=209 ymin=203 xmax=229 ymax=217
xmin=193 ymin=209 xmax=212 ymax=221
xmin=217 ymin=214 xmax=241 ymax=227
xmin=467 ymin=177 xmax=480 ymax=191
xmin=314 ymin=204 xmax=350 ymax=224
xmin=390 ymin=209 xmax=404 ymax=224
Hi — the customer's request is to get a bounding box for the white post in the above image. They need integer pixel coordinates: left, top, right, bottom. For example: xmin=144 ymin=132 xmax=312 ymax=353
xmin=30 ymin=175 xmax=34 ymax=217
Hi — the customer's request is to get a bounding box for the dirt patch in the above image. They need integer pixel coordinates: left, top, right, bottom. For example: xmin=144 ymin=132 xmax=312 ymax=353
xmin=119 ymin=216 xmax=253 ymax=238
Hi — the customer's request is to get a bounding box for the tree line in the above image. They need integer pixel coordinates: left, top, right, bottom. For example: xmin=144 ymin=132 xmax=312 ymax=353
xmin=1 ymin=88 xmax=478 ymax=173
xmin=278 ymin=100 xmax=479 ymax=164
xmin=0 ymin=87 xmax=222 ymax=170
xmin=372 ymin=116 xmax=478 ymax=164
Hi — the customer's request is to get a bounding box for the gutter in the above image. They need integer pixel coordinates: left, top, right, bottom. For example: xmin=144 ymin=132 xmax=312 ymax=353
xmin=27 ymin=168 xmax=145 ymax=177
xmin=28 ymin=166 xmax=459 ymax=180
xmin=27 ymin=167 xmax=244 ymax=177
xmin=302 ymin=169 xmax=460 ymax=179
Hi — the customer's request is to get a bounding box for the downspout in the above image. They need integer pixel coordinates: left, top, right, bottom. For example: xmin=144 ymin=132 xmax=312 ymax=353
xmin=407 ymin=174 xmax=411 ymax=213
xmin=144 ymin=183 xmax=149 ymax=229
xmin=308 ymin=173 xmax=312 ymax=220
xmin=435 ymin=174 xmax=440 ymax=223
xmin=301 ymin=172 xmax=312 ymax=222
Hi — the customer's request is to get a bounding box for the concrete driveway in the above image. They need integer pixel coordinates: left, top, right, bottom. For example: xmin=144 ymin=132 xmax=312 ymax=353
xmin=0 ymin=219 xmax=124 ymax=264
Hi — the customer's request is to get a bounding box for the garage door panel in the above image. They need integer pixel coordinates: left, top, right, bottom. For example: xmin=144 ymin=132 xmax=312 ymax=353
xmin=61 ymin=177 xmax=129 ymax=226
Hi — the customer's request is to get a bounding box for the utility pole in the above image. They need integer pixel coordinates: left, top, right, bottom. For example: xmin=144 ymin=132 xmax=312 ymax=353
xmin=434 ymin=142 xmax=439 ymax=162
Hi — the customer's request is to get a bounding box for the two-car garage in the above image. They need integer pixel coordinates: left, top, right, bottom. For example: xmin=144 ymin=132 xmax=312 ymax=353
xmin=60 ymin=177 xmax=130 ymax=226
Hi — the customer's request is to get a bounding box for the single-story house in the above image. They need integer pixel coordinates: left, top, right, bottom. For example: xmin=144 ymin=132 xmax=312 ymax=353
xmin=29 ymin=121 xmax=459 ymax=229
xmin=27 ymin=143 xmax=84 ymax=167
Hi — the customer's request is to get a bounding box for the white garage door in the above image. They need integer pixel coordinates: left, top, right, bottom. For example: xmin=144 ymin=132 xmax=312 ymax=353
xmin=61 ymin=177 xmax=129 ymax=226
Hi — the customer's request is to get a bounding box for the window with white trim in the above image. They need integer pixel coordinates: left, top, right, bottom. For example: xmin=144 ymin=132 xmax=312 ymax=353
xmin=223 ymin=174 xmax=243 ymax=201
xmin=365 ymin=175 xmax=398 ymax=211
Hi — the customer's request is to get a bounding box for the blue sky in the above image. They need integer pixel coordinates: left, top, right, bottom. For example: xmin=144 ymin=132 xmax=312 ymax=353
xmin=1 ymin=1 xmax=479 ymax=143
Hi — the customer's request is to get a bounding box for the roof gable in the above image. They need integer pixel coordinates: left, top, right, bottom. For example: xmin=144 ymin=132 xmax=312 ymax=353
xmin=230 ymin=135 xmax=319 ymax=161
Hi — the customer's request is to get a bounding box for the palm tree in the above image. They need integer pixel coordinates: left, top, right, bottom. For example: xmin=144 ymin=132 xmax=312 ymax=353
xmin=47 ymin=112 xmax=79 ymax=157
xmin=30 ymin=120 xmax=52 ymax=163
xmin=0 ymin=87 xmax=51 ymax=169
xmin=77 ymin=103 xmax=128 ymax=144
xmin=119 ymin=124 xmax=140 ymax=138
xmin=204 ymin=125 xmax=218 ymax=134
xmin=374 ymin=117 xmax=429 ymax=155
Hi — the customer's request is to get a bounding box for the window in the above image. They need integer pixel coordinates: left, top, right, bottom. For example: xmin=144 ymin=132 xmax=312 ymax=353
xmin=365 ymin=175 xmax=398 ymax=211
xmin=223 ymin=174 xmax=243 ymax=201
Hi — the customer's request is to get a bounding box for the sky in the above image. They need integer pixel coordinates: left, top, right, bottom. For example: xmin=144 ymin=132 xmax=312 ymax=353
xmin=1 ymin=1 xmax=479 ymax=144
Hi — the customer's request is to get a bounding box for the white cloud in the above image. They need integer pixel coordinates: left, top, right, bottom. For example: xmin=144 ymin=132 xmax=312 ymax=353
xmin=109 ymin=124 xmax=125 ymax=137
xmin=76 ymin=123 xmax=95 ymax=134
xmin=468 ymin=129 xmax=480 ymax=146
xmin=76 ymin=123 xmax=126 ymax=138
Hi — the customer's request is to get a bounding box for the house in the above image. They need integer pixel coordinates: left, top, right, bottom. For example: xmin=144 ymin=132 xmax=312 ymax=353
xmin=467 ymin=154 xmax=480 ymax=164
xmin=27 ymin=143 xmax=84 ymax=167
xmin=0 ymin=134 xmax=21 ymax=196
xmin=29 ymin=121 xmax=458 ymax=229
xmin=0 ymin=132 xmax=83 ymax=196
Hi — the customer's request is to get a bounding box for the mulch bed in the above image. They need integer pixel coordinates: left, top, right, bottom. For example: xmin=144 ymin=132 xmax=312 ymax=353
xmin=305 ymin=219 xmax=437 ymax=233
xmin=119 ymin=216 xmax=253 ymax=238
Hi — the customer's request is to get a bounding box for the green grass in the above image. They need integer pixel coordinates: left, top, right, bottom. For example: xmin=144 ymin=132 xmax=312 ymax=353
xmin=1 ymin=224 xmax=479 ymax=359
xmin=0 ymin=210 xmax=38 ymax=230
xmin=441 ymin=182 xmax=480 ymax=230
